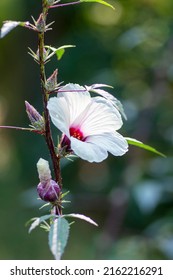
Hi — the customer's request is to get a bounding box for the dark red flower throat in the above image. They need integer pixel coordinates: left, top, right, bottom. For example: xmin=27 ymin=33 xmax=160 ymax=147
xmin=60 ymin=126 xmax=85 ymax=152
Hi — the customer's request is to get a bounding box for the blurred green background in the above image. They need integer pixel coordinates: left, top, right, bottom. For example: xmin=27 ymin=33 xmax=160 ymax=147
xmin=0 ymin=0 xmax=173 ymax=259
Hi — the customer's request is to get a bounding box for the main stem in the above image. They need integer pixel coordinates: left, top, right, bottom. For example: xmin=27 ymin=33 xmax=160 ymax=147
xmin=38 ymin=1 xmax=62 ymax=196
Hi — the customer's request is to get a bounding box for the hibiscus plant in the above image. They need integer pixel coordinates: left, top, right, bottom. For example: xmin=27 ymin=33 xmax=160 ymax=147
xmin=0 ymin=0 xmax=164 ymax=259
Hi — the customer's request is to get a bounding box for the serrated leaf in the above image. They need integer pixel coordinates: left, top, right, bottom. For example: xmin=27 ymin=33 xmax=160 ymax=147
xmin=126 ymin=137 xmax=166 ymax=157
xmin=80 ymin=0 xmax=115 ymax=10
xmin=48 ymin=217 xmax=69 ymax=260
xmin=28 ymin=214 xmax=53 ymax=233
xmin=0 ymin=21 xmax=28 ymax=38
xmin=63 ymin=213 xmax=98 ymax=226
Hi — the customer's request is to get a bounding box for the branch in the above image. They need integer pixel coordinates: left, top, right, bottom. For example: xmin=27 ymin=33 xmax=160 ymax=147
xmin=38 ymin=1 xmax=62 ymax=191
xmin=0 ymin=125 xmax=34 ymax=132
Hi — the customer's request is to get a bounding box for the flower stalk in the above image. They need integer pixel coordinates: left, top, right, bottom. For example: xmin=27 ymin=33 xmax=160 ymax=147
xmin=38 ymin=1 xmax=62 ymax=196
xmin=0 ymin=125 xmax=34 ymax=132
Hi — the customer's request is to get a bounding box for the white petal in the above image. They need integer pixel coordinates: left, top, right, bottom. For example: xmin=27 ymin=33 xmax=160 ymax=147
xmin=58 ymin=83 xmax=91 ymax=124
xmin=72 ymin=97 xmax=123 ymax=137
xmin=70 ymin=137 xmax=108 ymax=163
xmin=48 ymin=84 xmax=91 ymax=135
xmin=90 ymin=88 xmax=127 ymax=120
xmin=87 ymin=132 xmax=128 ymax=156
xmin=47 ymin=96 xmax=70 ymax=136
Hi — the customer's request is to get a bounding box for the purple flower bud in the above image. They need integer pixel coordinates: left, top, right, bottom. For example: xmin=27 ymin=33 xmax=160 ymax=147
xmin=60 ymin=133 xmax=72 ymax=153
xmin=37 ymin=179 xmax=60 ymax=202
xmin=25 ymin=101 xmax=44 ymax=130
xmin=37 ymin=158 xmax=60 ymax=202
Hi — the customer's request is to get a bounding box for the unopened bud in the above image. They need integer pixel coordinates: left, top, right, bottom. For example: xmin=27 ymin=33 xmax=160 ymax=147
xmin=37 ymin=158 xmax=60 ymax=202
xmin=45 ymin=69 xmax=58 ymax=92
xmin=37 ymin=158 xmax=51 ymax=183
xmin=25 ymin=101 xmax=44 ymax=130
xmin=60 ymin=134 xmax=72 ymax=153
xmin=37 ymin=179 xmax=60 ymax=202
xmin=36 ymin=14 xmax=45 ymax=32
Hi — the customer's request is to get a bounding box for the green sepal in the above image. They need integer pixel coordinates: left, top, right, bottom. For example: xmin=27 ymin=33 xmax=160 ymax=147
xmin=61 ymin=190 xmax=70 ymax=199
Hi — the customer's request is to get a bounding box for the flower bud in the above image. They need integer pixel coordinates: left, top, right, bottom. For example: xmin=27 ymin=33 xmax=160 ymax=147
xmin=36 ymin=14 xmax=45 ymax=32
xmin=37 ymin=179 xmax=60 ymax=202
xmin=37 ymin=158 xmax=51 ymax=183
xmin=60 ymin=134 xmax=72 ymax=153
xmin=45 ymin=69 xmax=58 ymax=92
xmin=37 ymin=158 xmax=60 ymax=202
xmin=25 ymin=101 xmax=44 ymax=131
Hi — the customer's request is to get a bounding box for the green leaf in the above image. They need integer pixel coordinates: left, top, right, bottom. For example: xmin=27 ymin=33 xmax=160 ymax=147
xmin=28 ymin=214 xmax=53 ymax=233
xmin=126 ymin=137 xmax=166 ymax=157
xmin=0 ymin=21 xmax=29 ymax=38
xmin=45 ymin=45 xmax=75 ymax=61
xmin=55 ymin=45 xmax=76 ymax=60
xmin=63 ymin=213 xmax=98 ymax=226
xmin=80 ymin=0 xmax=115 ymax=10
xmin=56 ymin=48 xmax=65 ymax=60
xmin=48 ymin=217 xmax=70 ymax=260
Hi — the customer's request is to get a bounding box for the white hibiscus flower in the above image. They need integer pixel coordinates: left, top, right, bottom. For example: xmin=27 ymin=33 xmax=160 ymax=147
xmin=47 ymin=83 xmax=128 ymax=163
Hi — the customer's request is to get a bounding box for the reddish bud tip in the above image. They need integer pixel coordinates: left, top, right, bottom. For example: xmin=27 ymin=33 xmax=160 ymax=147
xmin=25 ymin=101 xmax=44 ymax=130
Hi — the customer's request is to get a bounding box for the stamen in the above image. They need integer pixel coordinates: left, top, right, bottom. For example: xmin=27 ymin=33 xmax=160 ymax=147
xmin=70 ymin=127 xmax=84 ymax=141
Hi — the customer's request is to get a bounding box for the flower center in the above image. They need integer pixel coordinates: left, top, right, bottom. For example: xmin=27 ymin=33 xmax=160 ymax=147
xmin=70 ymin=127 xmax=84 ymax=141
xmin=60 ymin=127 xmax=85 ymax=154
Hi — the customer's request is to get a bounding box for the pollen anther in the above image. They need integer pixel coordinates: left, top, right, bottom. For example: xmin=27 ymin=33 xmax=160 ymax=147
xmin=70 ymin=127 xmax=84 ymax=141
